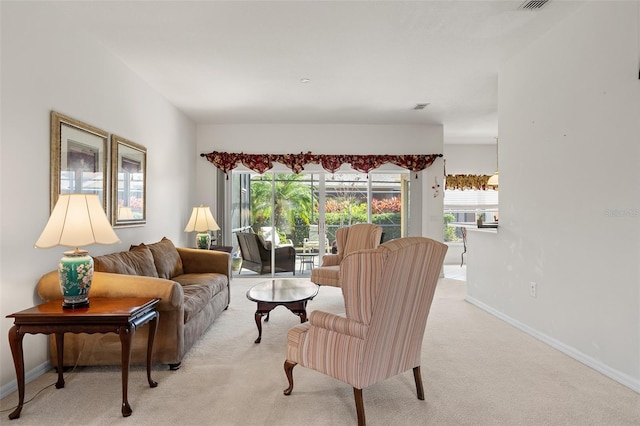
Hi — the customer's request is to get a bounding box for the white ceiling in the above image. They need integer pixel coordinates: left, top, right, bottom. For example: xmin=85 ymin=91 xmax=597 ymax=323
xmin=50 ymin=0 xmax=583 ymax=144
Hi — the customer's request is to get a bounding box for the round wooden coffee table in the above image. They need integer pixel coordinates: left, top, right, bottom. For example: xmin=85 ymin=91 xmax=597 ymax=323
xmin=246 ymin=278 xmax=319 ymax=343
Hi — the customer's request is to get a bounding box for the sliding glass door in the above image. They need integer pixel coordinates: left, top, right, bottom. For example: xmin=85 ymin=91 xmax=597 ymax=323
xmin=229 ymin=169 xmax=409 ymax=277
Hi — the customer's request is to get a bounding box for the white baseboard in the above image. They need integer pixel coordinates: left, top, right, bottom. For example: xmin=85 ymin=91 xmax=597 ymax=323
xmin=0 ymin=360 xmax=52 ymax=400
xmin=465 ymin=295 xmax=640 ymax=394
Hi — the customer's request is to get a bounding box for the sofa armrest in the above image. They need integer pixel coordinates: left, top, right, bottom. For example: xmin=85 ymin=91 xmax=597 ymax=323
xmin=320 ymin=254 xmax=341 ymax=267
xmin=37 ymin=271 xmax=184 ymax=311
xmin=177 ymin=247 xmax=231 ymax=278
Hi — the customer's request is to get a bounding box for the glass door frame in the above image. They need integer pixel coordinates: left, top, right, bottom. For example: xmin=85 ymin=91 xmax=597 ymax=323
xmin=224 ymin=166 xmax=416 ymax=278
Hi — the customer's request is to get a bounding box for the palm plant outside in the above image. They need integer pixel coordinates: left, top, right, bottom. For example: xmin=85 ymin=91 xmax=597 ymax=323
xmin=251 ymin=174 xmax=313 ymax=240
xmin=249 ymin=173 xmax=407 ymax=246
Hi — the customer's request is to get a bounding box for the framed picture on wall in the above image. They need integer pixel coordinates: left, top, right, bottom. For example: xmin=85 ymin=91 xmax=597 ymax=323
xmin=50 ymin=111 xmax=108 ymax=212
xmin=110 ymin=134 xmax=147 ymax=227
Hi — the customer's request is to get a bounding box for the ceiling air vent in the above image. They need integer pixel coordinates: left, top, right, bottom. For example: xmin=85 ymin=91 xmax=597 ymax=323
xmin=519 ymin=0 xmax=550 ymax=10
xmin=413 ymin=103 xmax=430 ymax=110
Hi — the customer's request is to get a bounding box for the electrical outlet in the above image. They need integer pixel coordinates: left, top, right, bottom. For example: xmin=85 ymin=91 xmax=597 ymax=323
xmin=530 ymin=282 xmax=537 ymax=298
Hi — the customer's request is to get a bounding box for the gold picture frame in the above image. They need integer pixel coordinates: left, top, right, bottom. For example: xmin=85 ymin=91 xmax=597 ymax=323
xmin=111 ymin=135 xmax=147 ymax=227
xmin=50 ymin=111 xmax=109 ymax=212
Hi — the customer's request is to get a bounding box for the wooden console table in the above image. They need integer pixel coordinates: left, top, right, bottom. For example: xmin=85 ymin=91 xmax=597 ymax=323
xmin=6 ymin=297 xmax=160 ymax=420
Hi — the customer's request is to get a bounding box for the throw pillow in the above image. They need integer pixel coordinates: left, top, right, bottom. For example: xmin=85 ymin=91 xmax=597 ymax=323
xmin=93 ymin=246 xmax=158 ymax=278
xmin=93 ymin=252 xmax=138 ymax=275
xmin=128 ymin=245 xmax=160 ymax=278
xmin=133 ymin=237 xmax=184 ymax=279
xmin=257 ymin=235 xmax=272 ymax=250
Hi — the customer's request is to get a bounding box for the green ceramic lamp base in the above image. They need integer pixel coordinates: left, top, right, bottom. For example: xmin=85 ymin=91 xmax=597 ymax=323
xmin=59 ymin=249 xmax=94 ymax=309
xmin=196 ymin=233 xmax=211 ymax=250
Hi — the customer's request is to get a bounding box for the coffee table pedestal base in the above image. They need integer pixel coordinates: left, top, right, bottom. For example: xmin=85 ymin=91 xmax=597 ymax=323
xmin=253 ymin=300 xmax=309 ymax=343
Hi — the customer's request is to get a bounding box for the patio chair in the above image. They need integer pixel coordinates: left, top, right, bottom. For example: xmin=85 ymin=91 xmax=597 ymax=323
xmin=236 ymin=232 xmax=296 ymax=275
xmin=302 ymin=224 xmax=329 ymax=253
xmin=260 ymin=226 xmax=293 ymax=247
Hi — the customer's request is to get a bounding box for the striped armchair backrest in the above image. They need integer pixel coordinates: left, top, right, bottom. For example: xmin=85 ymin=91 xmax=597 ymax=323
xmin=339 ymin=237 xmax=448 ymax=389
xmin=336 ymin=223 xmax=383 ymax=262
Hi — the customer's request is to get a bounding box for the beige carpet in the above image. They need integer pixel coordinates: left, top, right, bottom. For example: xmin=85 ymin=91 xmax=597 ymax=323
xmin=1 ymin=278 xmax=638 ymax=425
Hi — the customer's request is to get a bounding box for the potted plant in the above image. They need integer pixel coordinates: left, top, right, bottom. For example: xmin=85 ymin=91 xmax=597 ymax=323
xmin=231 ymin=251 xmax=242 ymax=272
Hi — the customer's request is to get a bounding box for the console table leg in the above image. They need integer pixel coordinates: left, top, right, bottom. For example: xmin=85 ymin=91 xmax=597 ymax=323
xmin=146 ymin=313 xmax=158 ymax=388
xmin=7 ymin=326 xmax=24 ymax=420
xmin=54 ymin=333 xmax=65 ymax=389
xmin=119 ymin=326 xmax=133 ymax=417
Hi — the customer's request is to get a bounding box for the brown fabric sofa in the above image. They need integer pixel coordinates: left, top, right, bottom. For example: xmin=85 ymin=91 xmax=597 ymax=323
xmin=36 ymin=237 xmax=230 ymax=370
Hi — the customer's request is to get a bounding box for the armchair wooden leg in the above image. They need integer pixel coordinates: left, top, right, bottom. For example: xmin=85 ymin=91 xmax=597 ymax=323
xmin=353 ymin=387 xmax=366 ymax=426
xmin=413 ymin=366 xmax=425 ymax=400
xmin=283 ymin=360 xmax=297 ymax=395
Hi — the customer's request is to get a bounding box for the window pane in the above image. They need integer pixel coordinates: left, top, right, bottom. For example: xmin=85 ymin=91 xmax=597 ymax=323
xmin=325 ymin=173 xmax=368 ymax=241
xmin=444 ymin=189 xmax=499 ymax=241
xmin=370 ymin=173 xmax=406 ymax=242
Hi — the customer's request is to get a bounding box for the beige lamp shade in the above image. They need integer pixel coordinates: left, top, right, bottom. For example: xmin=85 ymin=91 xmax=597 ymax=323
xmin=118 ymin=206 xmax=135 ymax=220
xmin=35 ymin=194 xmax=120 ymax=249
xmin=487 ymin=172 xmax=499 ymax=189
xmin=487 ymin=136 xmax=499 ymax=189
xmin=184 ymin=205 xmax=220 ymax=233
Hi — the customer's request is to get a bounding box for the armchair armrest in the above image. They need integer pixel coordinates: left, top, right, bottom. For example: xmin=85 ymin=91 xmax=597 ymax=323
xmin=37 ymin=271 xmax=184 ymax=311
xmin=309 ymin=310 xmax=367 ymax=339
xmin=320 ymin=254 xmax=341 ymax=267
xmin=177 ymin=247 xmax=231 ymax=278
xmin=275 ymin=245 xmax=296 ymax=261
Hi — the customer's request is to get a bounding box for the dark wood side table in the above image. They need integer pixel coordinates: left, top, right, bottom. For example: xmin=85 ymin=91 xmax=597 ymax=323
xmin=6 ymin=297 xmax=160 ymax=420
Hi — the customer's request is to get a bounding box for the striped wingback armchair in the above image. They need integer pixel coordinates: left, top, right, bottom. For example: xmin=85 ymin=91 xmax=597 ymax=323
xmin=310 ymin=223 xmax=382 ymax=287
xmin=284 ymin=237 xmax=448 ymax=425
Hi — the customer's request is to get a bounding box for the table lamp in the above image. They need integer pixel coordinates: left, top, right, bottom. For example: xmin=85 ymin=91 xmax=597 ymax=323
xmin=184 ymin=205 xmax=219 ymax=249
xmin=35 ymin=194 xmax=120 ymax=309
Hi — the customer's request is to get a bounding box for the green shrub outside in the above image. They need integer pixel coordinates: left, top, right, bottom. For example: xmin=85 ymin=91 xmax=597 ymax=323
xmin=291 ymin=215 xmax=309 ymax=247
xmin=323 ymin=211 xmax=401 ymax=243
xmin=444 ymin=213 xmax=458 ymax=242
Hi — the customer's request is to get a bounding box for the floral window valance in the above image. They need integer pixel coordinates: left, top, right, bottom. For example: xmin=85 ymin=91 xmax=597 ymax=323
xmin=201 ymin=151 xmax=443 ymax=177
xmin=445 ymin=174 xmax=493 ymax=190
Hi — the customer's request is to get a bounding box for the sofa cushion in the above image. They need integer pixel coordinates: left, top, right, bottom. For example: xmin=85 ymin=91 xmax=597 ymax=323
xmin=310 ymin=265 xmax=340 ymax=287
xmin=133 ymin=237 xmax=184 ymax=279
xmin=174 ymin=273 xmax=228 ymax=322
xmin=94 ymin=246 xmax=159 ymax=278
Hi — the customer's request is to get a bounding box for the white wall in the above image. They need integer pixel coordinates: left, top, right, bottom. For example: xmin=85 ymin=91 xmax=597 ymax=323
xmin=196 ymin=123 xmax=445 ymax=241
xmin=467 ymin=2 xmax=640 ymax=391
xmin=444 ymin=144 xmax=497 ymax=176
xmin=0 ymin=2 xmax=197 ymax=393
